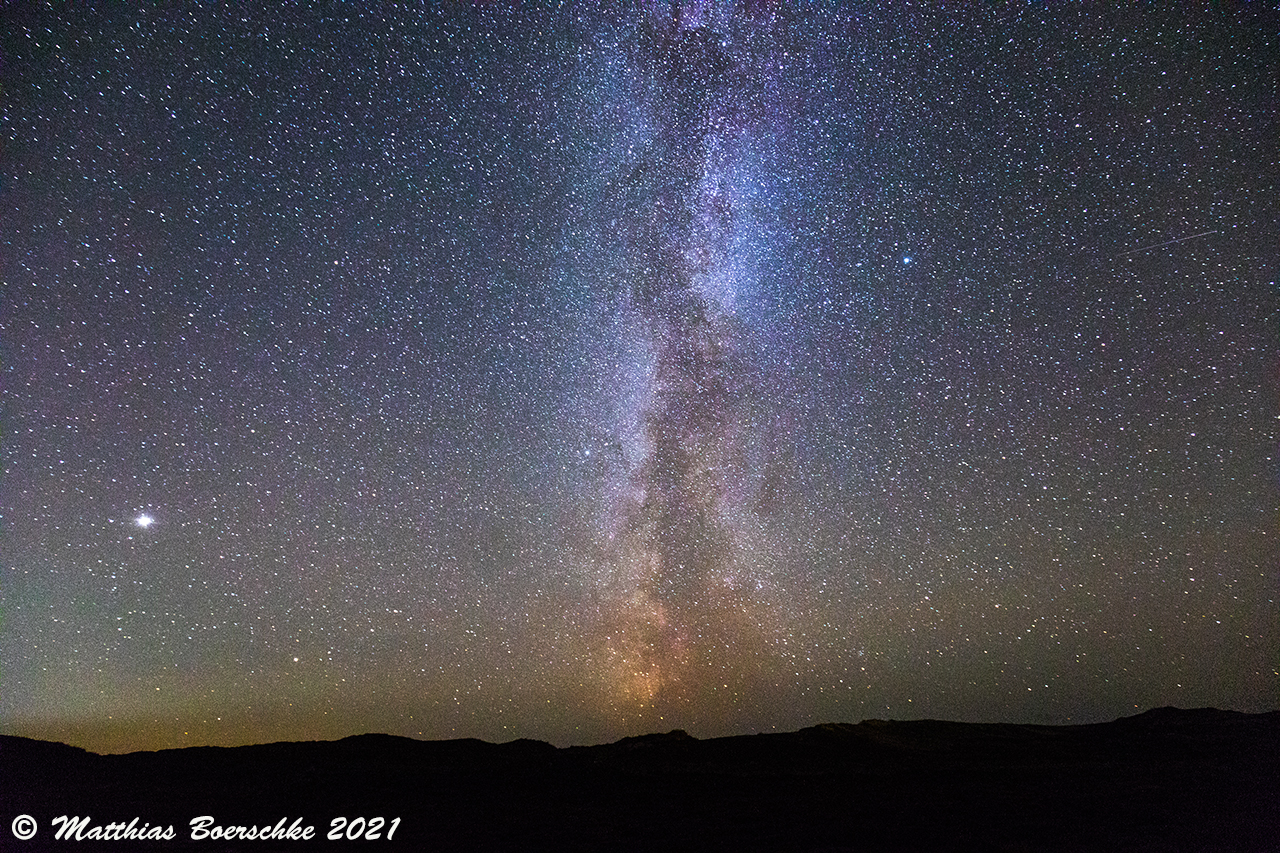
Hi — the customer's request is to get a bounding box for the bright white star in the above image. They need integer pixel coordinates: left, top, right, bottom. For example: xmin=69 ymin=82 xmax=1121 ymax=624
xmin=135 ymin=514 xmax=154 ymax=528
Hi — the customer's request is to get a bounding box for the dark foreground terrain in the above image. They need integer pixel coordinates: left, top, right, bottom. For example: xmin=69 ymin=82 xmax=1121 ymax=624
xmin=2 ymin=708 xmax=1276 ymax=852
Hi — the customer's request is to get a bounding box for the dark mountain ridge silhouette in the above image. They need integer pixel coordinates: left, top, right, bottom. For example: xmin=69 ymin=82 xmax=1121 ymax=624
xmin=2 ymin=707 xmax=1276 ymax=852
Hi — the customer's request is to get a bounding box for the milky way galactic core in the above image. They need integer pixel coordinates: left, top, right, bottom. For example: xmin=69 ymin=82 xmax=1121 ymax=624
xmin=2 ymin=2 xmax=1276 ymax=752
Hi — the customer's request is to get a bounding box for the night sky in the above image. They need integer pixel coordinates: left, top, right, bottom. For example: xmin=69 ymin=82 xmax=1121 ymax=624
xmin=2 ymin=2 xmax=1276 ymax=755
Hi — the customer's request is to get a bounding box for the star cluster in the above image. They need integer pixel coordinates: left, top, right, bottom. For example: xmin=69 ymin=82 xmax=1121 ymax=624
xmin=1 ymin=2 xmax=1276 ymax=752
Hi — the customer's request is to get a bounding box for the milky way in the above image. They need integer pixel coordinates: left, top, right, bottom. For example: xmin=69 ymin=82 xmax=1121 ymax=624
xmin=577 ymin=5 xmax=797 ymax=717
xmin=1 ymin=2 xmax=1276 ymax=752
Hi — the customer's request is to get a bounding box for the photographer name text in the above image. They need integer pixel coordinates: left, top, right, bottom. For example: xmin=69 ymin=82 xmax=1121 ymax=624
xmin=17 ymin=815 xmax=402 ymax=842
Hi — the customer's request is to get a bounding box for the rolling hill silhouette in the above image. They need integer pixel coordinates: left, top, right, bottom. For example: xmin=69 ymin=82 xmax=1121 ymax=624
xmin=2 ymin=708 xmax=1275 ymax=851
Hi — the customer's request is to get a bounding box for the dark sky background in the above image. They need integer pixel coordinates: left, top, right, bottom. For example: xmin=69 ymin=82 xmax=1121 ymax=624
xmin=2 ymin=2 xmax=1276 ymax=754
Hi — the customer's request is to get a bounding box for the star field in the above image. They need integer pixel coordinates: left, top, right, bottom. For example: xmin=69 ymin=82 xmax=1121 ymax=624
xmin=1 ymin=2 xmax=1276 ymax=753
